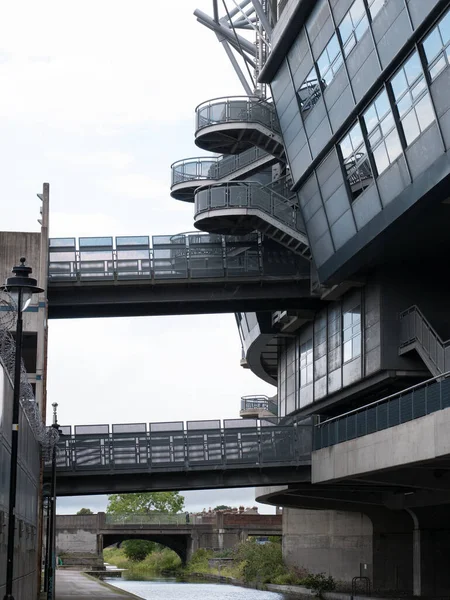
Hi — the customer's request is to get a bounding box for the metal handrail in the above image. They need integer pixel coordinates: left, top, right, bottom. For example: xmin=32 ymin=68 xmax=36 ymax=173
xmin=194 ymin=181 xmax=306 ymax=234
xmin=195 ymin=96 xmax=280 ymax=134
xmin=171 ymin=148 xmax=271 ymax=188
xmin=400 ymin=305 xmax=450 ymax=348
xmin=316 ymin=370 xmax=450 ymax=428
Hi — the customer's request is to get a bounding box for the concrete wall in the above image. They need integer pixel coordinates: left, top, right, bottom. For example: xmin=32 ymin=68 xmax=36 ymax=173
xmin=312 ymin=406 xmax=450 ymax=483
xmin=283 ymin=508 xmax=372 ymax=583
xmin=55 ymin=515 xmax=99 ymax=555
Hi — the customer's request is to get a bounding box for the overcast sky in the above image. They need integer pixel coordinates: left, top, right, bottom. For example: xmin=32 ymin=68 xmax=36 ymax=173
xmin=0 ymin=1 xmax=275 ymax=514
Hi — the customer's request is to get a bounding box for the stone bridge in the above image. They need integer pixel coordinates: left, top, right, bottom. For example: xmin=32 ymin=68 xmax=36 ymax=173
xmin=55 ymin=511 xmax=282 ymax=566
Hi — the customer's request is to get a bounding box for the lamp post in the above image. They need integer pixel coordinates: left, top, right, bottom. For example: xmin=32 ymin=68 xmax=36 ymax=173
xmin=45 ymin=403 xmax=60 ymax=600
xmin=1 ymin=258 xmax=43 ymax=600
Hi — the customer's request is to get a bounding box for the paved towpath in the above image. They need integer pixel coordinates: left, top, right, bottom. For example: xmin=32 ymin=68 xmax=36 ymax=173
xmin=55 ymin=570 xmax=142 ymax=599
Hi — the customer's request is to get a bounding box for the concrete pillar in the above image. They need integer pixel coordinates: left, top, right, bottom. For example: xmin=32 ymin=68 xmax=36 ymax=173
xmin=187 ymin=531 xmax=199 ymax=562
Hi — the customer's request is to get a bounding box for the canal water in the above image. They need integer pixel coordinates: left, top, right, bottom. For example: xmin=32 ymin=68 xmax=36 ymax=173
xmin=104 ymin=576 xmax=291 ymax=600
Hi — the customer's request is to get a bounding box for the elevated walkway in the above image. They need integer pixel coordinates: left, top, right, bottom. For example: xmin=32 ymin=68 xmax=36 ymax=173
xmin=47 ymin=232 xmax=316 ymax=319
xmin=170 ymin=148 xmax=276 ymax=202
xmin=195 ymin=96 xmax=284 ymax=158
xmin=194 ymin=181 xmax=311 ymax=258
xmin=400 ymin=305 xmax=450 ymax=376
xmin=46 ymin=418 xmax=312 ymax=495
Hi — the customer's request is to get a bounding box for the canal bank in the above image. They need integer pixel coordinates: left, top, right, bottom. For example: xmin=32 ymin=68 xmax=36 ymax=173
xmin=54 ymin=570 xmax=143 ymax=599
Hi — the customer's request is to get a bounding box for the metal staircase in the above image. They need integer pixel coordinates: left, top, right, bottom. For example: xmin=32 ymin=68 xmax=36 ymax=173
xmin=399 ymin=306 xmax=450 ymax=376
xmin=195 ymin=96 xmax=285 ymax=159
xmin=194 ymin=181 xmax=311 ymax=259
xmin=170 ymin=147 xmax=276 ymax=202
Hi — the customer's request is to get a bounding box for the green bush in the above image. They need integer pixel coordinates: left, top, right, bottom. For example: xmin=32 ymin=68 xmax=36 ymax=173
xmin=123 ymin=539 xmax=155 ymax=562
xmin=235 ymin=540 xmax=287 ymax=584
xmin=185 ymin=548 xmax=212 ymax=573
xmin=302 ymin=573 xmax=336 ymax=597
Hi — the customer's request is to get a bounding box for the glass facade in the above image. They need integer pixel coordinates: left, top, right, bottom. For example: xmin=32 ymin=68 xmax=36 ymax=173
xmin=299 ymin=339 xmax=313 ymax=386
xmin=343 ymin=306 xmax=361 ymax=362
xmin=339 ymin=0 xmax=369 ymax=57
xmin=317 ymin=34 xmax=343 ymax=87
xmin=423 ymin=8 xmax=450 ymax=81
xmin=363 ymin=89 xmax=402 ymax=175
xmin=339 ymin=122 xmax=373 ymax=201
xmin=298 ymin=67 xmax=322 ymax=117
xmin=391 ymin=51 xmax=435 ymax=147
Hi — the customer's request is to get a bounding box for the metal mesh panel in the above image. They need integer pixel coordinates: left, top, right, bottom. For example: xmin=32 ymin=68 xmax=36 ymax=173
xmin=150 ymin=422 xmax=183 ymax=432
xmin=400 ymin=394 xmax=413 ymax=423
xmin=413 ymin=388 xmax=426 ymax=418
xmin=224 ymin=419 xmax=257 ymax=429
xmin=75 ymin=425 xmax=109 ymax=435
xmin=426 ymin=383 xmax=440 ymax=413
xmin=186 ymin=430 xmax=222 ymax=464
xmin=388 ymin=397 xmax=400 ymax=427
xmin=149 ymin=431 xmax=185 ymax=465
xmin=112 ymin=423 xmax=147 ymax=434
xmin=111 ymin=435 xmax=148 ymax=466
xmin=187 ymin=420 xmax=221 ymax=430
xmin=59 ymin=426 xmax=72 ymax=436
xmin=442 ymin=378 xmax=450 ymax=408
xmin=73 ymin=437 xmax=110 ymax=468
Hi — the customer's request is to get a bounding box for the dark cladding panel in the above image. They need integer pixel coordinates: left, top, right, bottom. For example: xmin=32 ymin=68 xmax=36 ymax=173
xmin=350 ymin=50 xmax=381 ymax=103
xmin=308 ymin=207 xmax=329 ymax=243
xmin=431 ymin=67 xmax=450 ymax=119
xmin=279 ymin=96 xmax=300 ymax=131
xmin=330 ymin=208 xmax=357 ymax=249
xmin=314 ymin=230 xmax=335 ymax=266
xmin=406 ymin=123 xmax=444 ymax=180
xmin=324 ymin=185 xmax=352 ymax=226
xmin=284 ymin=113 xmax=304 ymax=150
xmin=323 ymin=67 xmax=348 ymax=115
xmin=287 ymin=29 xmax=310 ymax=75
xmin=317 ymin=148 xmax=345 ymax=202
xmin=377 ymin=156 xmax=411 ymax=207
xmin=290 ymin=144 xmax=312 ymax=182
xmin=352 ymin=184 xmax=383 ymax=229
xmin=271 ymin=60 xmax=291 ymax=103
xmin=308 ymin=1 xmax=334 ymax=60
xmin=330 ymin=0 xmax=356 ymax=25
xmin=407 ymin=0 xmax=440 ymax=29
xmin=276 ymin=83 xmax=296 ymax=119
xmin=373 ymin=3 xmax=412 ymax=69
xmin=309 ymin=117 xmax=332 ymax=157
xmin=328 ymin=85 xmax=354 ymax=133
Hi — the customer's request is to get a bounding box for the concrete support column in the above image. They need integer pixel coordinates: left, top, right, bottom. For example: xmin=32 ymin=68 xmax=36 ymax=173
xmin=187 ymin=531 xmax=199 ymax=562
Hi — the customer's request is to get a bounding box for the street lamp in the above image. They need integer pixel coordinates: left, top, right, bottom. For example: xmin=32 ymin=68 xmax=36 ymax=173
xmin=1 ymin=258 xmax=43 ymax=600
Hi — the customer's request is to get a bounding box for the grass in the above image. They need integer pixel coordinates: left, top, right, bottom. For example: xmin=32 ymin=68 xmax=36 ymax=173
xmin=103 ymin=547 xmax=182 ymax=581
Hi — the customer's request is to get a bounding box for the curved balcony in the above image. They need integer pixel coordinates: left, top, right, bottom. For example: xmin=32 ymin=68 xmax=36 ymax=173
xmin=170 ymin=157 xmax=219 ymax=202
xmin=195 ymin=96 xmax=284 ymax=158
xmin=240 ymin=395 xmax=278 ymax=419
xmin=194 ymin=182 xmax=311 ymax=258
xmin=171 ymin=147 xmax=276 ymax=202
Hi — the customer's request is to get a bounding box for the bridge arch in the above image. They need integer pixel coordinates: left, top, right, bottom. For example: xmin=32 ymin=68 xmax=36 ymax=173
xmin=102 ymin=533 xmax=190 ymax=565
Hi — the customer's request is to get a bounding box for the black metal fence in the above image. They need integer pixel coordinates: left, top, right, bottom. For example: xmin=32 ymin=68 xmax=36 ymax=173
xmin=314 ymin=374 xmax=450 ymax=450
xmin=50 ymin=418 xmax=312 ymax=473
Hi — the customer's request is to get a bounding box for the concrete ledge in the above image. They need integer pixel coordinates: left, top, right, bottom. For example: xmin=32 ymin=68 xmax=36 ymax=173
xmin=266 ymin=584 xmax=405 ymax=600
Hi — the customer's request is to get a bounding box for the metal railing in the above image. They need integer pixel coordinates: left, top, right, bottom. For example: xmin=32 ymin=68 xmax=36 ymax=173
xmin=171 ymin=148 xmax=272 ymax=189
xmin=241 ymin=395 xmax=278 ymax=416
xmin=196 ymin=96 xmax=280 ymax=135
xmin=105 ymin=513 xmax=189 ymax=526
xmin=400 ymin=306 xmax=450 ymax=375
xmin=49 ymin=418 xmax=312 ymax=473
xmin=194 ymin=181 xmax=306 ymax=235
xmin=314 ymin=372 xmax=450 ymax=450
xmin=47 ymin=232 xmax=307 ymax=282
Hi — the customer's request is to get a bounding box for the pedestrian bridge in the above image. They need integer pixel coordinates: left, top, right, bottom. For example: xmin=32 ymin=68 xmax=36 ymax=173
xmin=46 ymin=232 xmax=314 ymax=318
xmin=47 ymin=418 xmax=312 ymax=495
xmin=55 ymin=511 xmax=282 ymax=564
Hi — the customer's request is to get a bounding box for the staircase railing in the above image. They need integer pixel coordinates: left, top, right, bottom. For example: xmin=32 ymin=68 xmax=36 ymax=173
xmin=194 ymin=181 xmax=306 ymax=237
xmin=400 ymin=306 xmax=450 ymax=375
xmin=195 ymin=96 xmax=281 ymax=135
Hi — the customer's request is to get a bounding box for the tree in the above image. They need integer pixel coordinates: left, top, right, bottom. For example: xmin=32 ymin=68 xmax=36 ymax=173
xmin=214 ymin=505 xmax=232 ymax=511
xmin=106 ymin=492 xmax=185 ymax=514
xmin=76 ymin=508 xmax=94 ymax=515
xmin=123 ymin=539 xmax=155 ymax=562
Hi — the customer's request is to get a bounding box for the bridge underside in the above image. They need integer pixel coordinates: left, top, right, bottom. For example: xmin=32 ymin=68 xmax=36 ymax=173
xmin=47 ymin=279 xmax=318 ymax=319
xmin=51 ymin=464 xmax=311 ymax=496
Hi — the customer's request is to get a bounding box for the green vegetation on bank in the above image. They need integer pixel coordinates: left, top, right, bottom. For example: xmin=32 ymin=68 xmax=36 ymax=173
xmin=104 ymin=539 xmax=335 ymax=596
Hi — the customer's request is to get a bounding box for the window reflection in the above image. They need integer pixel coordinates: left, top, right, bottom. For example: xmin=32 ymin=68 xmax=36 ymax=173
xmin=317 ymin=34 xmax=343 ymax=87
xmin=300 ymin=339 xmax=313 ymax=387
xmin=343 ymin=306 xmax=361 ymax=363
xmin=339 ymin=122 xmax=373 ymax=201
xmin=423 ymin=8 xmax=450 ymax=81
xmin=363 ymin=89 xmax=402 ymax=175
xmin=298 ymin=67 xmax=322 ymax=117
xmin=339 ymin=0 xmax=369 ymax=57
xmin=368 ymin=0 xmax=387 ymax=21
xmin=391 ymin=51 xmax=435 ymax=146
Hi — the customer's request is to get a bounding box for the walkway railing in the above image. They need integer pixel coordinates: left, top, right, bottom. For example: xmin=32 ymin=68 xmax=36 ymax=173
xmin=171 ymin=148 xmax=271 ymax=188
xmin=194 ymin=181 xmax=305 ymax=235
xmin=47 ymin=232 xmax=306 ymax=282
xmin=51 ymin=418 xmax=312 ymax=472
xmin=241 ymin=395 xmax=278 ymax=416
xmin=314 ymin=372 xmax=450 ymax=450
xmin=105 ymin=513 xmax=189 ymax=526
xmin=400 ymin=305 xmax=450 ymax=375
xmin=196 ymin=96 xmax=280 ymax=135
